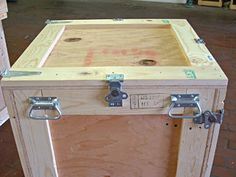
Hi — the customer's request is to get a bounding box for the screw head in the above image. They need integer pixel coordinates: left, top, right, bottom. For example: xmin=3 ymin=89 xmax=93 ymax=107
xmin=205 ymin=124 xmax=210 ymax=129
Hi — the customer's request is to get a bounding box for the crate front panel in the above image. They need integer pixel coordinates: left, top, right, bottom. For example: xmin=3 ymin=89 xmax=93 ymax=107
xmin=7 ymin=86 xmax=220 ymax=177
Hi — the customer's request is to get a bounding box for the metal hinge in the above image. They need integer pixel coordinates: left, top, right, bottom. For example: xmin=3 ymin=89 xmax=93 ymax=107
xmin=168 ymin=94 xmax=224 ymax=129
xmin=105 ymin=73 xmax=128 ymax=107
xmin=194 ymin=38 xmax=205 ymax=44
xmin=0 ymin=69 xmax=41 ymax=78
xmin=45 ymin=19 xmax=72 ymax=24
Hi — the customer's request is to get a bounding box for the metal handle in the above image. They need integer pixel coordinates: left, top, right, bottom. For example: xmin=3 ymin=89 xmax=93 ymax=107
xmin=28 ymin=97 xmax=62 ymax=120
xmin=168 ymin=94 xmax=202 ymax=119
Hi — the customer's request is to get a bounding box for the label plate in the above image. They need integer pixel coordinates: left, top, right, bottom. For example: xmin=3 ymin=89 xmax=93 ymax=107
xmin=130 ymin=94 xmax=164 ymax=109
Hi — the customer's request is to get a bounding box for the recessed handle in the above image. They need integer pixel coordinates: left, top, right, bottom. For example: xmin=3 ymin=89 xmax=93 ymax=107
xmin=28 ymin=97 xmax=62 ymax=120
xmin=168 ymin=94 xmax=202 ymax=119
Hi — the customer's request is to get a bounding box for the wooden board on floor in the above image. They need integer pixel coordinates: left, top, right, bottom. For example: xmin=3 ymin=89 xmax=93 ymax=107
xmin=230 ymin=0 xmax=236 ymax=9
xmin=136 ymin=0 xmax=187 ymax=3
xmin=198 ymin=0 xmax=223 ymax=7
xmin=1 ymin=19 xmax=228 ymax=177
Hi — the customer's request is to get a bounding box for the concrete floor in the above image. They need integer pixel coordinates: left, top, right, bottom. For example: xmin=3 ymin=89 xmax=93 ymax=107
xmin=1 ymin=0 xmax=236 ymax=177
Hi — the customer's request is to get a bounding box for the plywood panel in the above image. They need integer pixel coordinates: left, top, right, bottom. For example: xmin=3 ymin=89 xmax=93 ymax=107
xmin=50 ymin=115 xmax=181 ymax=177
xmin=44 ymin=25 xmax=189 ymax=67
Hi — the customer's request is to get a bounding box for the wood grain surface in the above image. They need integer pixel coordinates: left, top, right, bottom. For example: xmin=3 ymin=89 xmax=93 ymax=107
xmin=44 ymin=25 xmax=189 ymax=67
xmin=50 ymin=115 xmax=181 ymax=177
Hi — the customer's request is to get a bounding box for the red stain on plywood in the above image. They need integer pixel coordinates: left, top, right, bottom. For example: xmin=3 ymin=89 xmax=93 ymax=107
xmin=84 ymin=48 xmax=94 ymax=66
xmin=84 ymin=48 xmax=159 ymax=65
xmin=102 ymin=48 xmax=159 ymax=58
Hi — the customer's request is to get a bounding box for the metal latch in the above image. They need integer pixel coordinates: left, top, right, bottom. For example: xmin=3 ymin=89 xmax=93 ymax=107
xmin=168 ymin=94 xmax=224 ymax=129
xmin=105 ymin=74 xmax=128 ymax=107
xmin=28 ymin=97 xmax=62 ymax=120
xmin=0 ymin=69 xmax=41 ymax=78
xmin=193 ymin=110 xmax=224 ymax=129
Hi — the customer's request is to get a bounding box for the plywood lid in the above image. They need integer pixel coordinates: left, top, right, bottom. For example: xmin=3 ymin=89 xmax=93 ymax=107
xmin=2 ymin=19 xmax=228 ymax=87
xmin=44 ymin=24 xmax=189 ymax=67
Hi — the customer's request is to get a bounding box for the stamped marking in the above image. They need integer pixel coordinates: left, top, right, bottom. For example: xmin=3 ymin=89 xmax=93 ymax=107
xmin=130 ymin=94 xmax=165 ymax=109
xmin=184 ymin=69 xmax=197 ymax=79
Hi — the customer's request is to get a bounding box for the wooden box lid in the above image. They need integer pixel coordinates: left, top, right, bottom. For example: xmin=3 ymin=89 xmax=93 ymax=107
xmin=2 ymin=19 xmax=228 ymax=87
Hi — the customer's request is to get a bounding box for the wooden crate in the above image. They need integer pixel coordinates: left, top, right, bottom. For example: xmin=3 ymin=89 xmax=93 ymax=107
xmin=230 ymin=0 xmax=236 ymax=9
xmin=198 ymin=0 xmax=223 ymax=7
xmin=0 ymin=0 xmax=10 ymax=126
xmin=1 ymin=19 xmax=228 ymax=177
